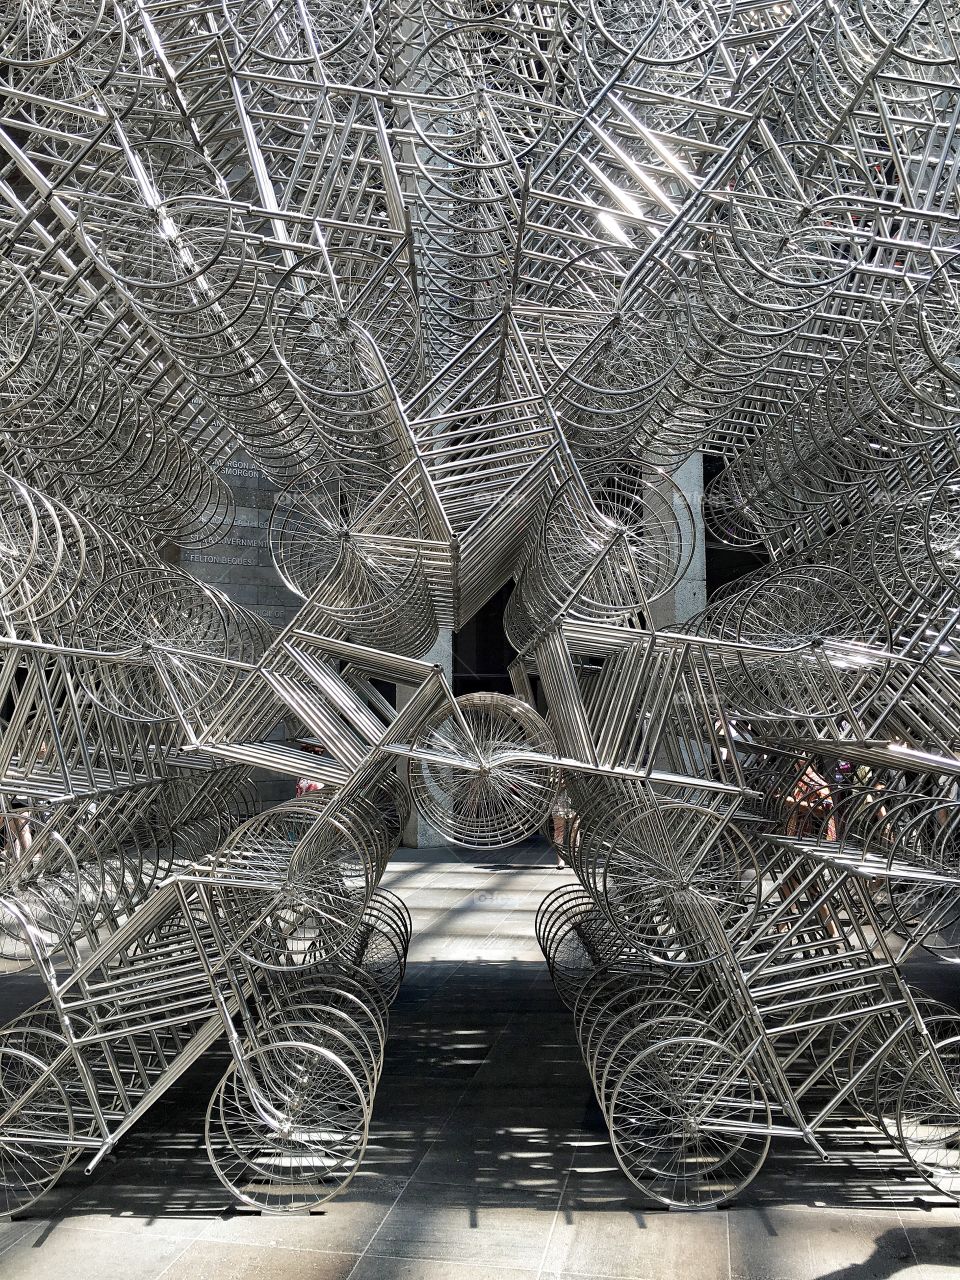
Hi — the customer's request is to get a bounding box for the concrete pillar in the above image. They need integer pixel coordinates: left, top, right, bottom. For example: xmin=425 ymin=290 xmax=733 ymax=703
xmin=399 ymin=626 xmax=454 ymax=848
xmin=179 ymin=450 xmax=302 ymax=808
xmin=649 ymin=451 xmax=707 ymax=628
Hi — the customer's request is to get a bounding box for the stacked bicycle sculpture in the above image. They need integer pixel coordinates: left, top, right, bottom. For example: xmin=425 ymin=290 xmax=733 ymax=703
xmin=0 ymin=0 xmax=959 ymax=1218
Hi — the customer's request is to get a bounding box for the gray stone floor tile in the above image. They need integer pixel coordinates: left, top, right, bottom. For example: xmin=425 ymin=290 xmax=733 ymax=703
xmin=539 ymin=1274 xmax=635 ymax=1280
xmin=36 ymin=1178 xmax=230 ymax=1238
xmin=0 ymin=1215 xmax=53 ymax=1260
xmin=408 ymin=1107 xmax=586 ymax=1197
xmin=0 ymin=1221 xmax=192 ymax=1280
xmin=195 ymin=1180 xmax=406 ymax=1254
xmin=898 ymin=1211 xmax=960 ymax=1271
xmin=362 ymin=1179 xmax=560 ymax=1267
xmin=404 ymin=887 xmax=477 ymax=906
xmin=543 ymin=1200 xmax=730 ymax=1280
xmin=540 ymin=1274 xmax=678 ymax=1280
xmin=348 ymin=1256 xmax=540 ymax=1280
xmin=727 ymin=1206 xmax=915 ymax=1280
xmin=369 ymin=1080 xmax=468 ymax=1115
xmin=159 ymin=1240 xmax=359 ymax=1280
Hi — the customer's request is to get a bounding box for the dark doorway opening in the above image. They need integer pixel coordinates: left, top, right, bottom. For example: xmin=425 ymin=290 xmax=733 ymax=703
xmin=453 ymin=582 xmax=516 ymax=696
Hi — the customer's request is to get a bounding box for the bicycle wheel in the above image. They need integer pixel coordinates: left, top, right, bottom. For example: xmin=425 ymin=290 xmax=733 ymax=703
xmin=409 ymin=693 xmax=556 ymax=847
xmin=895 ymin=1036 xmax=960 ymax=1198
xmin=0 ymin=1046 xmax=77 ymax=1215
xmin=205 ymin=1041 xmax=368 ymax=1213
xmin=870 ymin=1000 xmax=960 ymax=1138
xmin=608 ymin=1035 xmax=771 ymax=1207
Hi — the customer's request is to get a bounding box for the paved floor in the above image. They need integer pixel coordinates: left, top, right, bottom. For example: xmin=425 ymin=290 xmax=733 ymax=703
xmin=0 ymin=842 xmax=958 ymax=1280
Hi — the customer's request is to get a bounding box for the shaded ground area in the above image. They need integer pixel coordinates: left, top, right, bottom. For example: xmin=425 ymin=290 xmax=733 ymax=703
xmin=0 ymin=842 xmax=958 ymax=1279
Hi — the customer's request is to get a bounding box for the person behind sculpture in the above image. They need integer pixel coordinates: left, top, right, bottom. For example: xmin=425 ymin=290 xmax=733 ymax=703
xmin=784 ymin=757 xmax=836 ymax=840
xmin=296 ymin=740 xmax=327 ymax=798
xmin=551 ymin=771 xmax=575 ymax=869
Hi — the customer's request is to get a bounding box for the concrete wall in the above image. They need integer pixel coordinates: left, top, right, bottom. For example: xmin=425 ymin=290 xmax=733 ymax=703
xmin=182 ymin=454 xmax=301 ymax=635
